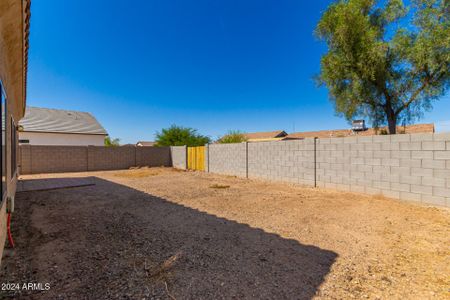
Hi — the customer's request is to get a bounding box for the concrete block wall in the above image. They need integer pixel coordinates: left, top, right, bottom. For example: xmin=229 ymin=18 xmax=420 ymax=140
xmin=87 ymin=146 xmax=136 ymax=171
xmin=170 ymin=146 xmax=187 ymax=169
xmin=136 ymin=146 xmax=172 ymax=167
xmin=208 ymin=143 xmax=247 ymax=177
xmin=248 ymin=139 xmax=315 ymax=185
xmin=18 ymin=145 xmax=31 ymax=174
xmin=20 ymin=145 xmax=88 ymax=174
xmin=316 ymin=133 xmax=450 ymax=206
xmin=205 ymin=133 xmax=450 ymax=207
xmin=18 ymin=133 xmax=450 ymax=206
xmin=19 ymin=145 xmax=172 ymax=174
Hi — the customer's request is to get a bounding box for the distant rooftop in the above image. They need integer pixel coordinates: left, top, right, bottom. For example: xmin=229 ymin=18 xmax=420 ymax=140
xmin=136 ymin=141 xmax=156 ymax=146
xmin=19 ymin=107 xmax=108 ymax=135
xmin=286 ymin=123 xmax=434 ymax=139
xmin=244 ymin=130 xmax=287 ymax=141
xmin=435 ymin=121 xmax=450 ymax=133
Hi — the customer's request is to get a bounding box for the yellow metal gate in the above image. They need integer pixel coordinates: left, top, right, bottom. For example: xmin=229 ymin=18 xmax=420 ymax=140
xmin=187 ymin=146 xmax=205 ymax=171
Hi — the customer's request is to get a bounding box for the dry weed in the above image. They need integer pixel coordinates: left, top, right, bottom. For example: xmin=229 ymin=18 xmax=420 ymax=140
xmin=146 ymin=251 xmax=182 ymax=280
xmin=113 ymin=169 xmax=160 ymax=178
xmin=209 ymin=184 xmax=230 ymax=189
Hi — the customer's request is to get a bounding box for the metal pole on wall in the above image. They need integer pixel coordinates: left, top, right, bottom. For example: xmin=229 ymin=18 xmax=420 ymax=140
xmin=86 ymin=146 xmax=89 ymax=172
xmin=30 ymin=145 xmax=33 ymax=174
xmin=205 ymin=143 xmax=209 ymax=173
xmin=245 ymin=141 xmax=248 ymax=179
xmin=314 ymin=137 xmax=317 ymax=188
xmin=184 ymin=145 xmax=188 ymax=170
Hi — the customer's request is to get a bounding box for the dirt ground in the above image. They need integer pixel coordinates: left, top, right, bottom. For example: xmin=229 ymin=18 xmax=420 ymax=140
xmin=1 ymin=167 xmax=449 ymax=299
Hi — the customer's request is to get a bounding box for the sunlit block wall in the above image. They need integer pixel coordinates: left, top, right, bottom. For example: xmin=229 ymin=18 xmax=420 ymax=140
xmin=205 ymin=133 xmax=450 ymax=207
xmin=315 ymin=133 xmax=450 ymax=206
xmin=208 ymin=143 xmax=248 ymax=177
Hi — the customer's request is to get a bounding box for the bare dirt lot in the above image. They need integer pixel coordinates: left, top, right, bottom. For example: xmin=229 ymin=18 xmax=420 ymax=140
xmin=1 ymin=167 xmax=449 ymax=299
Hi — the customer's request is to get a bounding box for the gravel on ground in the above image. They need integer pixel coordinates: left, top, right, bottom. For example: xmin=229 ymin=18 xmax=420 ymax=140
xmin=0 ymin=167 xmax=449 ymax=299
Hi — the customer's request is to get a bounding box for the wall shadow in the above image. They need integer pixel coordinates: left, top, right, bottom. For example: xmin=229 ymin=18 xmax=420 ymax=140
xmin=1 ymin=176 xmax=337 ymax=299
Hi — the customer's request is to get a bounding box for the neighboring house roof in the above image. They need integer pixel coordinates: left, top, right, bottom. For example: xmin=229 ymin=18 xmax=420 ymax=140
xmin=19 ymin=107 xmax=108 ymax=135
xmin=286 ymin=123 xmax=435 ymax=139
xmin=136 ymin=141 xmax=156 ymax=146
xmin=244 ymin=130 xmax=288 ymax=141
xmin=434 ymin=121 xmax=450 ymax=133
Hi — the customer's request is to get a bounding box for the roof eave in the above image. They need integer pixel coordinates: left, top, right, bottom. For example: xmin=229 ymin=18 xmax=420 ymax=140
xmin=21 ymin=130 xmax=108 ymax=136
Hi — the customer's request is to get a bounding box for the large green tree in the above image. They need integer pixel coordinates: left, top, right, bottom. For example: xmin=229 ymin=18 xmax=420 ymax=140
xmin=155 ymin=125 xmax=210 ymax=146
xmin=316 ymin=0 xmax=449 ymax=133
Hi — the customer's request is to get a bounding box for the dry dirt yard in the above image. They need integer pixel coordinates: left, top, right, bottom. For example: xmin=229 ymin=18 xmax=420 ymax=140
xmin=1 ymin=167 xmax=449 ymax=299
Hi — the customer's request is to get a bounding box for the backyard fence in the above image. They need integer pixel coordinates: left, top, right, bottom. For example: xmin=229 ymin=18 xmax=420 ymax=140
xmin=176 ymin=133 xmax=450 ymax=207
xmin=19 ymin=145 xmax=173 ymax=174
xmin=18 ymin=132 xmax=450 ymax=207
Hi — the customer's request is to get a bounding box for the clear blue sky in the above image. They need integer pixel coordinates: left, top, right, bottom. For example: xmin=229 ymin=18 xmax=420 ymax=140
xmin=27 ymin=0 xmax=449 ymax=144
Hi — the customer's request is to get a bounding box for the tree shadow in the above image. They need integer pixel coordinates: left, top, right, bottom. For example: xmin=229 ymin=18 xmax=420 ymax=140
xmin=2 ymin=176 xmax=337 ymax=299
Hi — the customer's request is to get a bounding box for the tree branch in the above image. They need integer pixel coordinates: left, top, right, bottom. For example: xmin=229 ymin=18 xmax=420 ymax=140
xmin=395 ymin=66 xmax=445 ymax=116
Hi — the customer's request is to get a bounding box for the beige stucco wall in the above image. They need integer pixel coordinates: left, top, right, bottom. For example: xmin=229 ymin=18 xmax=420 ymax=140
xmin=19 ymin=132 xmax=106 ymax=146
xmin=0 ymin=0 xmax=30 ymax=263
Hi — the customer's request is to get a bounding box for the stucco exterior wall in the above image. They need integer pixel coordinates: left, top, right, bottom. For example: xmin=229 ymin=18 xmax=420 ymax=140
xmin=0 ymin=0 xmax=29 ymax=121
xmin=19 ymin=132 xmax=106 ymax=146
xmin=0 ymin=0 xmax=30 ymax=262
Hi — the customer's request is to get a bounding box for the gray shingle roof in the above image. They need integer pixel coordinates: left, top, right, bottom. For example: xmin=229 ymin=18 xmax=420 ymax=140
xmin=136 ymin=141 xmax=156 ymax=146
xmin=19 ymin=107 xmax=108 ymax=135
xmin=243 ymin=130 xmax=287 ymax=139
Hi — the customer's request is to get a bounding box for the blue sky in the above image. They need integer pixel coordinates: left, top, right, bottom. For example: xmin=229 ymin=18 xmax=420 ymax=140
xmin=27 ymin=0 xmax=449 ymax=143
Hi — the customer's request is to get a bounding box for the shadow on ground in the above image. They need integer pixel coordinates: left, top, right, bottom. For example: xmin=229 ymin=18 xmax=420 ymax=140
xmin=1 ymin=176 xmax=337 ymax=299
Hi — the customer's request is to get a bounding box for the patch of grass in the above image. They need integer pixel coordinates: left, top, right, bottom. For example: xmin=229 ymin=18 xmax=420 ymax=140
xmin=209 ymin=184 xmax=230 ymax=189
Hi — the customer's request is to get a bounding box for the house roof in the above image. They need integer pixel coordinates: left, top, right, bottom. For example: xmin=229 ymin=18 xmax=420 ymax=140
xmin=243 ymin=130 xmax=287 ymax=140
xmin=435 ymin=121 xmax=450 ymax=133
xmin=136 ymin=141 xmax=156 ymax=146
xmin=286 ymin=123 xmax=435 ymax=139
xmin=23 ymin=0 xmax=31 ymax=115
xmin=19 ymin=107 xmax=108 ymax=135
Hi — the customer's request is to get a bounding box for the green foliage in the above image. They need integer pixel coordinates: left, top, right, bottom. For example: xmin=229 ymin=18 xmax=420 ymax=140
xmin=379 ymin=129 xmax=389 ymax=135
xmin=104 ymin=136 xmax=120 ymax=147
xmin=155 ymin=125 xmax=210 ymax=146
xmin=218 ymin=130 xmax=248 ymax=144
xmin=316 ymin=0 xmax=449 ymax=133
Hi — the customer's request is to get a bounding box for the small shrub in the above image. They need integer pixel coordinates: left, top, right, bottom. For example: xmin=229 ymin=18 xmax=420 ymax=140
xmin=379 ymin=129 xmax=388 ymax=135
xmin=155 ymin=125 xmax=210 ymax=147
xmin=104 ymin=136 xmax=120 ymax=146
xmin=218 ymin=130 xmax=247 ymax=144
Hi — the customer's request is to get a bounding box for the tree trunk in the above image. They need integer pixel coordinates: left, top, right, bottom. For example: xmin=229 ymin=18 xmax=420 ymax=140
xmin=387 ymin=111 xmax=397 ymax=134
